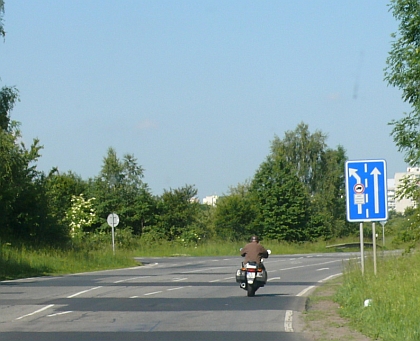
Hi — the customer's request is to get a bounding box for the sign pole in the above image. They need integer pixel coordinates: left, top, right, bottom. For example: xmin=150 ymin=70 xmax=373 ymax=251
xmin=345 ymin=159 xmax=388 ymax=276
xmin=107 ymin=213 xmax=120 ymax=255
xmin=112 ymin=226 xmax=115 ymax=254
xmin=372 ymin=222 xmax=377 ymax=275
xmin=360 ymin=222 xmax=364 ymax=275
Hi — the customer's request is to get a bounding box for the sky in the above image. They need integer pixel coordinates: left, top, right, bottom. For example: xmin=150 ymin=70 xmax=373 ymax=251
xmin=0 ymin=1 xmax=412 ymax=199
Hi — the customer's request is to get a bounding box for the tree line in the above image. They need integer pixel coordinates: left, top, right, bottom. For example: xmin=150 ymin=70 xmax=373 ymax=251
xmin=10 ymin=0 xmax=415 ymax=248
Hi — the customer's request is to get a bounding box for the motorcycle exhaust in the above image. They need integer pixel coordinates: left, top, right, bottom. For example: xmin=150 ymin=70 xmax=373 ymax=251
xmin=240 ymin=283 xmax=246 ymax=289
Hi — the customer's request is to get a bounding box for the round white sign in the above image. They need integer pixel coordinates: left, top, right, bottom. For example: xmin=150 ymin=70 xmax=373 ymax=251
xmin=107 ymin=213 xmax=120 ymax=227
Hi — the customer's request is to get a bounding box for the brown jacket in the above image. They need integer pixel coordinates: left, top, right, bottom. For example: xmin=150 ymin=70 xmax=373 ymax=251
xmin=240 ymin=241 xmax=269 ymax=264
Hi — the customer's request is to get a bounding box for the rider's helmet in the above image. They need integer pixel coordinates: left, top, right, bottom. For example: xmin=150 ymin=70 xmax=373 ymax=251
xmin=250 ymin=235 xmax=259 ymax=243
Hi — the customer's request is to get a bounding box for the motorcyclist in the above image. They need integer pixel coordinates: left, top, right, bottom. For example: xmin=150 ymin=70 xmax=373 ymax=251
xmin=240 ymin=235 xmax=269 ymax=267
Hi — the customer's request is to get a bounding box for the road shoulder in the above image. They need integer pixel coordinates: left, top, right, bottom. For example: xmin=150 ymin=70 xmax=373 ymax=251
xmin=296 ymin=277 xmax=373 ymax=341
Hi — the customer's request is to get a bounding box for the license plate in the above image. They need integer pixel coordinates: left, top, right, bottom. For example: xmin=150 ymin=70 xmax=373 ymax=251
xmin=247 ymin=272 xmax=255 ymax=279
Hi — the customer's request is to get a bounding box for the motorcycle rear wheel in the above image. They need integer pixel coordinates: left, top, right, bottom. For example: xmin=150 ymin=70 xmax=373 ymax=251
xmin=247 ymin=285 xmax=256 ymax=297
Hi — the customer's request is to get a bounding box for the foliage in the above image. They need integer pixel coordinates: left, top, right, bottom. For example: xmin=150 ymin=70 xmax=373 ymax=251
xmin=148 ymin=185 xmax=200 ymax=241
xmin=88 ymin=147 xmax=155 ymax=235
xmin=250 ymin=150 xmax=309 ymax=242
xmin=212 ymin=182 xmax=258 ymax=241
xmin=270 ymin=123 xmax=350 ymax=239
xmin=0 ymin=0 xmax=4 ymax=38
xmin=336 ymin=253 xmax=420 ymax=341
xmin=65 ymin=194 xmax=97 ymax=238
xmin=385 ymin=0 xmax=420 ymax=246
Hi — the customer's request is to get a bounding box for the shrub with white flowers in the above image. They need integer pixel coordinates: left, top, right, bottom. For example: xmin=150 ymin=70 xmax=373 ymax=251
xmin=65 ymin=194 xmax=97 ymax=238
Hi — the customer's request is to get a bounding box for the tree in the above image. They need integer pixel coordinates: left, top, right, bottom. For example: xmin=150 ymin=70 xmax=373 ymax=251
xmin=89 ymin=147 xmax=154 ymax=235
xmin=250 ymin=151 xmax=309 ymax=242
xmin=385 ymin=0 xmax=420 ymax=166
xmin=212 ymin=182 xmax=258 ymax=241
xmin=0 ymin=122 xmax=46 ymax=243
xmin=385 ymin=1 xmax=420 ymax=244
xmin=150 ymin=185 xmax=201 ymax=241
xmin=269 ymin=123 xmax=349 ymax=239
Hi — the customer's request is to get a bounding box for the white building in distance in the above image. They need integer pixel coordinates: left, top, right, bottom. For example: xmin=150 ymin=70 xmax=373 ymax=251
xmin=390 ymin=167 xmax=420 ymax=213
xmin=203 ymin=195 xmax=218 ymax=206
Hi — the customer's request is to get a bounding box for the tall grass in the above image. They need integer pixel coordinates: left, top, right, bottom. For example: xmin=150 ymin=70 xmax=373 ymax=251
xmin=0 ymin=243 xmax=138 ymax=280
xmin=0 ymin=238 xmax=339 ymax=281
xmin=129 ymin=239 xmax=337 ymax=257
xmin=335 ymin=252 xmax=420 ymax=340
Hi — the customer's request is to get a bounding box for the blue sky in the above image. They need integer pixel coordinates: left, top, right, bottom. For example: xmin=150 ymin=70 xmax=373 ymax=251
xmin=0 ymin=1 xmax=410 ymax=198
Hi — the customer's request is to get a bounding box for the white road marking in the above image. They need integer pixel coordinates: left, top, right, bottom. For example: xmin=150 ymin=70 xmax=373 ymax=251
xmin=284 ymin=310 xmax=294 ymax=332
xmin=167 ymin=287 xmax=185 ymax=291
xmin=16 ymin=304 xmax=55 ymax=320
xmin=181 ymin=266 xmax=230 ymax=274
xmin=316 ymin=268 xmax=329 ymax=271
xmin=297 ymin=286 xmax=316 ymax=297
xmin=267 ymin=277 xmax=281 ymax=282
xmin=280 ymin=265 xmax=306 ymax=271
xmin=67 ymin=286 xmax=103 ymax=298
xmin=318 ymin=273 xmax=342 ymax=282
xmin=114 ymin=276 xmax=150 ymax=283
xmin=144 ymin=291 xmax=163 ymax=296
xmin=172 ymin=278 xmax=188 ymax=282
xmin=47 ymin=311 xmax=72 ymax=317
xmin=209 ymin=276 xmax=235 ymax=283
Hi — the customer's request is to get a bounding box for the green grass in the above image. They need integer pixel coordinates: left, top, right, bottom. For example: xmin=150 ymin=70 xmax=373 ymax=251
xmin=0 ymin=238 xmax=344 ymax=281
xmin=0 ymin=244 xmax=139 ymax=280
xmin=335 ymin=252 xmax=420 ymax=341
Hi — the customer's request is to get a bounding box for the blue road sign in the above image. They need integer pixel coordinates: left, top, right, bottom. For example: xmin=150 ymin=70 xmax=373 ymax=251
xmin=345 ymin=159 xmax=388 ymax=222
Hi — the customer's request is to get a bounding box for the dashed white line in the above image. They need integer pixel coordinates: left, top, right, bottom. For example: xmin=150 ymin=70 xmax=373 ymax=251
xmin=172 ymin=278 xmax=187 ymax=282
xmin=67 ymin=286 xmax=103 ymax=298
xmin=47 ymin=311 xmax=72 ymax=317
xmin=144 ymin=291 xmax=163 ymax=296
xmin=267 ymin=277 xmax=281 ymax=282
xmin=16 ymin=304 xmax=55 ymax=320
xmin=114 ymin=276 xmax=150 ymax=284
xmin=167 ymin=287 xmax=185 ymax=291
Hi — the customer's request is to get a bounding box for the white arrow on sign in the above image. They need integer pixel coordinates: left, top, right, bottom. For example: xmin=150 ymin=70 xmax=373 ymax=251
xmin=371 ymin=167 xmax=381 ymax=214
xmin=349 ymin=168 xmax=362 ymax=214
xmin=349 ymin=168 xmax=361 ymax=184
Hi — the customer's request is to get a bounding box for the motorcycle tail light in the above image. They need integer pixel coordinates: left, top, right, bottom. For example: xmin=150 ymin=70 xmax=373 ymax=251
xmin=247 ymin=268 xmax=256 ymax=272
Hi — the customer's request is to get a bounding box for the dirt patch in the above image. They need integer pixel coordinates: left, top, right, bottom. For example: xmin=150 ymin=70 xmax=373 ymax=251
xmin=298 ymin=278 xmax=372 ymax=341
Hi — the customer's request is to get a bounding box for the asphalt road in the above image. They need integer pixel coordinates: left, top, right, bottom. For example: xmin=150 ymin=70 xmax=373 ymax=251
xmin=0 ymin=252 xmax=356 ymax=341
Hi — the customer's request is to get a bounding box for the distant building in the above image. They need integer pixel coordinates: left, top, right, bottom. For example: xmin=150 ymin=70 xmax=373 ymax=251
xmin=203 ymin=195 xmax=218 ymax=206
xmin=390 ymin=167 xmax=420 ymax=213
xmin=190 ymin=197 xmax=200 ymax=203
xmin=387 ymin=179 xmax=396 ymax=212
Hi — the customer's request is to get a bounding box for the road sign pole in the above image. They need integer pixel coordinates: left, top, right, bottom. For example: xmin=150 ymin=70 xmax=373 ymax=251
xmin=372 ymin=222 xmax=377 ymax=276
xmin=360 ymin=223 xmax=364 ymax=275
xmin=112 ymin=226 xmax=115 ymax=255
xmin=107 ymin=213 xmax=120 ymax=255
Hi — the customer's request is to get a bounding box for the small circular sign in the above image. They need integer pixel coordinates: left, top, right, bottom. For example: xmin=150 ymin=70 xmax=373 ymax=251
xmin=107 ymin=213 xmax=120 ymax=227
xmin=353 ymin=183 xmax=365 ymax=194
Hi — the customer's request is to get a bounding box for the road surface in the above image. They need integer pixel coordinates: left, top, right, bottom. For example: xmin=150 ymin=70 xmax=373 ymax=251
xmin=0 ymin=252 xmax=355 ymax=341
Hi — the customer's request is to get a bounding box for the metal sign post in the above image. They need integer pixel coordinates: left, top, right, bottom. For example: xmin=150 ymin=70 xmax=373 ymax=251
xmin=345 ymin=159 xmax=388 ymax=275
xmin=379 ymin=220 xmax=387 ymax=247
xmin=107 ymin=213 xmax=120 ymax=254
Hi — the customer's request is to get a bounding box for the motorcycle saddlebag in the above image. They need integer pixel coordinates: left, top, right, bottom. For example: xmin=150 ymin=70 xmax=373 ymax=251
xmin=235 ymin=269 xmax=246 ymax=283
xmin=255 ymin=269 xmax=267 ymax=283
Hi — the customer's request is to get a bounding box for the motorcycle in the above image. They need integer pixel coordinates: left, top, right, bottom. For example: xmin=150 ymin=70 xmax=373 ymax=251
xmin=235 ymin=250 xmax=271 ymax=297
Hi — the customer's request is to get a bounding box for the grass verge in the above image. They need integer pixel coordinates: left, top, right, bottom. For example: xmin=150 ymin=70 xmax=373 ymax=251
xmin=335 ymin=252 xmax=420 ymax=341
